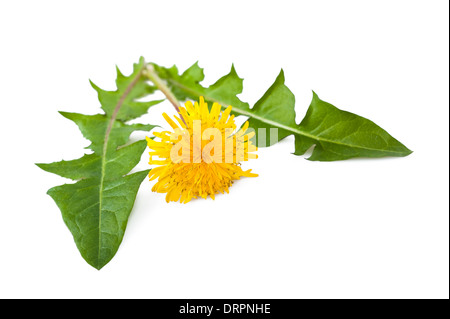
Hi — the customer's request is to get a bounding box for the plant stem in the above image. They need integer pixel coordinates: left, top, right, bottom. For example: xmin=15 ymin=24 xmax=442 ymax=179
xmin=145 ymin=64 xmax=183 ymax=115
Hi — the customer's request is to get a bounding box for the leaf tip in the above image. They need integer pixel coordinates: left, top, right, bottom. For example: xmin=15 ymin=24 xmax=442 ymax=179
xmin=402 ymin=147 xmax=413 ymax=157
xmin=115 ymin=65 xmax=124 ymax=78
xmin=276 ymin=68 xmax=285 ymax=83
xmin=89 ymin=79 xmax=101 ymax=92
xmin=58 ymin=111 xmax=74 ymax=120
xmin=35 ymin=163 xmax=47 ymax=172
xmin=230 ymin=63 xmax=237 ymax=73
xmin=94 ymin=264 xmax=104 ymax=271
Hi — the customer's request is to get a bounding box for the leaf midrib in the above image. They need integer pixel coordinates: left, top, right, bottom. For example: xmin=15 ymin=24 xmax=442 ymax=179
xmin=97 ymin=66 xmax=144 ymax=268
xmin=167 ymin=79 xmax=407 ymax=155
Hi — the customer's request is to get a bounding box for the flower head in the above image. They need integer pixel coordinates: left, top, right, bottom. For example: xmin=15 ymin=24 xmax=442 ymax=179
xmin=146 ymin=97 xmax=258 ymax=203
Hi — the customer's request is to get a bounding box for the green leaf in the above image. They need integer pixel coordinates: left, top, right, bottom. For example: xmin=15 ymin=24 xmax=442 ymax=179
xmin=153 ymin=62 xmax=412 ymax=161
xmin=294 ymin=92 xmax=413 ymax=160
xmin=90 ymin=58 xmax=162 ymax=121
xmin=36 ymin=57 xmax=161 ymax=269
xmin=152 ymin=62 xmax=205 ymax=101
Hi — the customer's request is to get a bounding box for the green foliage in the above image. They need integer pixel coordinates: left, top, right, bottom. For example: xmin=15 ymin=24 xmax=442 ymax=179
xmin=36 ymin=58 xmax=412 ymax=270
xmin=36 ymin=58 xmax=162 ymax=269
xmin=152 ymin=62 xmax=412 ymax=161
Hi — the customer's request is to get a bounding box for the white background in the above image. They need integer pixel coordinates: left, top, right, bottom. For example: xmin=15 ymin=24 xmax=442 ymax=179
xmin=0 ymin=0 xmax=448 ymax=299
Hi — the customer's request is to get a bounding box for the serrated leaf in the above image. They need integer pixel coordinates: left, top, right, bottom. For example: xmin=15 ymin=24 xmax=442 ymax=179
xmin=90 ymin=57 xmax=163 ymax=121
xmin=153 ymin=62 xmax=412 ymax=161
xmin=36 ymin=58 xmax=162 ymax=269
xmin=45 ymin=170 xmax=149 ymax=269
xmin=294 ymin=92 xmax=412 ymax=160
xmin=152 ymin=62 xmax=205 ymax=102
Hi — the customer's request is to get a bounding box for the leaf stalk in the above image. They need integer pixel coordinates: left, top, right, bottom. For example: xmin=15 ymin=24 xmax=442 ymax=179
xmin=145 ymin=64 xmax=184 ymax=119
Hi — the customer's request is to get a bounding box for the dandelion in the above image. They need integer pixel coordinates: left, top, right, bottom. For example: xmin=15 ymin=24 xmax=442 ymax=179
xmin=146 ymin=97 xmax=258 ymax=203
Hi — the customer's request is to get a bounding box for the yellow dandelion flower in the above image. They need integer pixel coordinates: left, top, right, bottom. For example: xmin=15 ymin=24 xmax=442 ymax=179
xmin=146 ymin=97 xmax=258 ymax=203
